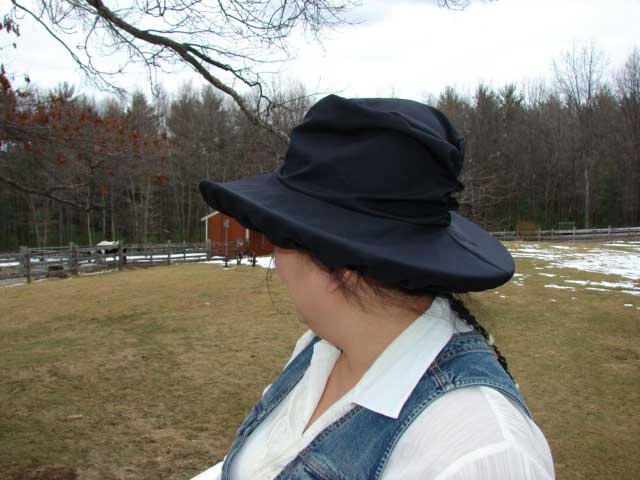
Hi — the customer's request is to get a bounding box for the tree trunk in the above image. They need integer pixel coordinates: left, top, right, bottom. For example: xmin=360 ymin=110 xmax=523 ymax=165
xmin=86 ymin=211 xmax=93 ymax=245
xmin=128 ymin=179 xmax=140 ymax=242
xmin=102 ymin=192 xmax=107 ymax=240
xmin=583 ymin=164 xmax=590 ymax=229
xmin=59 ymin=204 xmax=64 ymax=246
xmin=26 ymin=196 xmax=41 ymax=247
xmin=142 ymin=179 xmax=152 ymax=243
xmin=186 ymin=188 xmax=192 ymax=241
xmin=110 ymin=190 xmax=117 ymax=241
xmin=42 ymin=199 xmax=49 ymax=246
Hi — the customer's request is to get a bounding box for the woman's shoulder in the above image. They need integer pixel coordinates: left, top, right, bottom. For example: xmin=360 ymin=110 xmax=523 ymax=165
xmin=384 ymin=385 xmax=555 ymax=480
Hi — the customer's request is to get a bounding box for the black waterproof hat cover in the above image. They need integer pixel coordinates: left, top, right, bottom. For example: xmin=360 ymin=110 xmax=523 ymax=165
xmin=199 ymin=94 xmax=514 ymax=292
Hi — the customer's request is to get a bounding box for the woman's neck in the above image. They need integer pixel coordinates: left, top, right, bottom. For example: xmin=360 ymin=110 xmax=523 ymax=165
xmin=315 ymin=296 xmax=434 ymax=381
xmin=302 ymin=295 xmax=434 ymax=434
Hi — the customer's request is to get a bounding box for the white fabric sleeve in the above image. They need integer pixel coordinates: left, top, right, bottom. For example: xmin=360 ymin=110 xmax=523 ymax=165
xmin=189 ymin=460 xmax=223 ymax=480
xmin=383 ymin=386 xmax=555 ymax=480
xmin=434 ymin=444 xmax=554 ymax=480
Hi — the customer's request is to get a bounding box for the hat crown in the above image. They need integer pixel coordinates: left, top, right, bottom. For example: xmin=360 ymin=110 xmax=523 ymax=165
xmin=278 ymin=95 xmax=465 ymax=226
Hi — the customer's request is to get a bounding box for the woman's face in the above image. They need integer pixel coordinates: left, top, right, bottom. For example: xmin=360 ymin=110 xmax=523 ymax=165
xmin=274 ymin=246 xmax=332 ymax=326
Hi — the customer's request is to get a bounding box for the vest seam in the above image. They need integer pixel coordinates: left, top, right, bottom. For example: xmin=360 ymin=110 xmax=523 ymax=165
xmin=374 ymin=386 xmax=447 ymax=479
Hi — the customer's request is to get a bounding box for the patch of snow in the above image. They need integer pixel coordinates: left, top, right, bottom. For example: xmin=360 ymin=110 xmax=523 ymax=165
xmin=544 ymin=284 xmax=575 ymax=290
xmin=555 ymin=254 xmax=639 ymax=279
xmin=585 ymin=287 xmax=610 ymax=292
xmin=539 ymin=273 xmax=557 ymax=277
xmin=623 ymin=290 xmax=640 ymax=297
xmin=550 ymin=245 xmax=575 ymax=250
xmin=564 ymin=279 xmax=638 ymax=290
xmin=604 ymin=241 xmax=640 ymax=248
xmin=624 ymin=304 xmax=633 ymax=307
xmin=550 ymin=299 xmax=557 ymax=302
xmin=516 ymin=248 xmax=547 ymax=254
xmin=203 ymin=255 xmax=274 ymax=269
xmin=84 ymin=269 xmax=117 ymax=276
xmin=512 ymin=251 xmax=558 ymax=261
xmin=252 ymin=256 xmax=275 ymax=269
xmin=509 ymin=242 xmax=640 ymax=280
xmin=0 ymin=261 xmax=20 ymax=267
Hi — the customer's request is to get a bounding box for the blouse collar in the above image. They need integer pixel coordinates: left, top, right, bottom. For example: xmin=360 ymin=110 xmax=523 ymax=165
xmin=347 ymin=296 xmax=470 ymax=419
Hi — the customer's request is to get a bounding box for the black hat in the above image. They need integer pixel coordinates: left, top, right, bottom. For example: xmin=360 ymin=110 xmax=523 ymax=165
xmin=198 ymin=94 xmax=514 ymax=292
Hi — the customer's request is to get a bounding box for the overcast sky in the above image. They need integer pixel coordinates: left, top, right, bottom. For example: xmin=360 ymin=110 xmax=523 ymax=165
xmin=3 ymin=0 xmax=639 ymax=102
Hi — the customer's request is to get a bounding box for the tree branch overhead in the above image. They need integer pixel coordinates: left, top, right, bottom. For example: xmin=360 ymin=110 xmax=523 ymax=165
xmin=8 ymin=0 xmax=362 ymax=142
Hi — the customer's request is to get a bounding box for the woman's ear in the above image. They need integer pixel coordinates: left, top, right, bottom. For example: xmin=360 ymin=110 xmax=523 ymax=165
xmin=326 ymin=268 xmax=357 ymax=293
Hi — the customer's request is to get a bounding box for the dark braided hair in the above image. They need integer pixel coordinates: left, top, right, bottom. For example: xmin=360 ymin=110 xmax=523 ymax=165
xmin=441 ymin=292 xmax=513 ymax=381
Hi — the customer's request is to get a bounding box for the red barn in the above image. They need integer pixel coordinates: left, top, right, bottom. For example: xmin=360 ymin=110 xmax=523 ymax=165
xmin=201 ymin=211 xmax=273 ymax=257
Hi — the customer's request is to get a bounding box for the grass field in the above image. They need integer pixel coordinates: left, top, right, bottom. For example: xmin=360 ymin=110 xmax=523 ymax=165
xmin=1 ymin=241 xmax=639 ymax=479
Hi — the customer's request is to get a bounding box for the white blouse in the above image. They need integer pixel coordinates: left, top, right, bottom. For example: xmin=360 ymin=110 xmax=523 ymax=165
xmin=192 ymin=297 xmax=555 ymax=480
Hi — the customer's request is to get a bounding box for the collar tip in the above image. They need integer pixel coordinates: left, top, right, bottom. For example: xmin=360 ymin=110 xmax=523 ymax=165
xmin=356 ymin=402 xmax=401 ymax=420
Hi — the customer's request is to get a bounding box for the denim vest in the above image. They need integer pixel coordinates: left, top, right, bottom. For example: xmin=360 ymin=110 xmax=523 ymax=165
xmin=221 ymin=332 xmax=531 ymax=480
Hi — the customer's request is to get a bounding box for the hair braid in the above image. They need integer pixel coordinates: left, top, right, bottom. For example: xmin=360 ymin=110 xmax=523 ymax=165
xmin=442 ymin=293 xmax=514 ymax=381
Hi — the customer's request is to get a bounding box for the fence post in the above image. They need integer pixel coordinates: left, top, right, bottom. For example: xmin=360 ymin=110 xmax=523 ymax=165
xmin=551 ymin=228 xmax=554 ymax=241
xmin=183 ymin=240 xmax=186 ymax=263
xmin=223 ymin=219 xmax=229 ymax=264
xmin=167 ymin=241 xmax=172 ymax=266
xmin=150 ymin=243 xmax=154 ymax=264
xmin=206 ymin=239 xmax=211 ymax=261
xmin=21 ymin=246 xmax=32 ymax=284
xmin=537 ymin=229 xmax=541 ymax=242
xmin=71 ymin=243 xmax=79 ymax=276
xmin=118 ymin=243 xmax=125 ymax=271
xmin=608 ymin=225 xmax=611 ymax=240
xmin=572 ymin=226 xmax=576 ymax=241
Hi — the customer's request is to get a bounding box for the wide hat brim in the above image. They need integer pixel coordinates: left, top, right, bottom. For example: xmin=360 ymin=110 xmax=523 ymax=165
xmin=199 ymin=172 xmax=514 ymax=293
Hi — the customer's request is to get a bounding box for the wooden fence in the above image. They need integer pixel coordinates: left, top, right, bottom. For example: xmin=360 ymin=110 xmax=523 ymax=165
xmin=491 ymin=226 xmax=640 ymax=241
xmin=0 ymin=240 xmax=261 ymax=284
xmin=2 ymin=226 xmax=639 ymax=285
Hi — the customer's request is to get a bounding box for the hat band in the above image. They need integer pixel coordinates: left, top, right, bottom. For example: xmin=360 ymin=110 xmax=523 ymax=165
xmin=277 ymin=170 xmax=457 ymax=227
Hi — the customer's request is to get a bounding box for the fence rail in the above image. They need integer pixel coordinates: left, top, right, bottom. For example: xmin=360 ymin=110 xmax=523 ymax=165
xmin=491 ymin=226 xmax=640 ymax=241
xmin=0 ymin=240 xmax=260 ymax=284
xmin=2 ymin=226 xmax=639 ymax=285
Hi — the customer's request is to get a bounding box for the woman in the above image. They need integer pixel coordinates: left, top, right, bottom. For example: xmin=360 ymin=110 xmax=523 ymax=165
xmin=194 ymin=95 xmax=555 ymax=479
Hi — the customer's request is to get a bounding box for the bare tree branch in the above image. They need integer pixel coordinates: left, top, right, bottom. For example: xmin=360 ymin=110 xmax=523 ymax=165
xmin=0 ymin=166 xmax=96 ymax=211
xmin=83 ymin=0 xmax=290 ymax=142
xmin=8 ymin=0 xmax=364 ymax=142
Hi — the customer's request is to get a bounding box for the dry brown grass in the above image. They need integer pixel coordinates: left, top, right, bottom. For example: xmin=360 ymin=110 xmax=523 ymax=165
xmin=1 ymin=250 xmax=639 ymax=479
xmin=1 ymin=263 xmax=305 ymax=480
